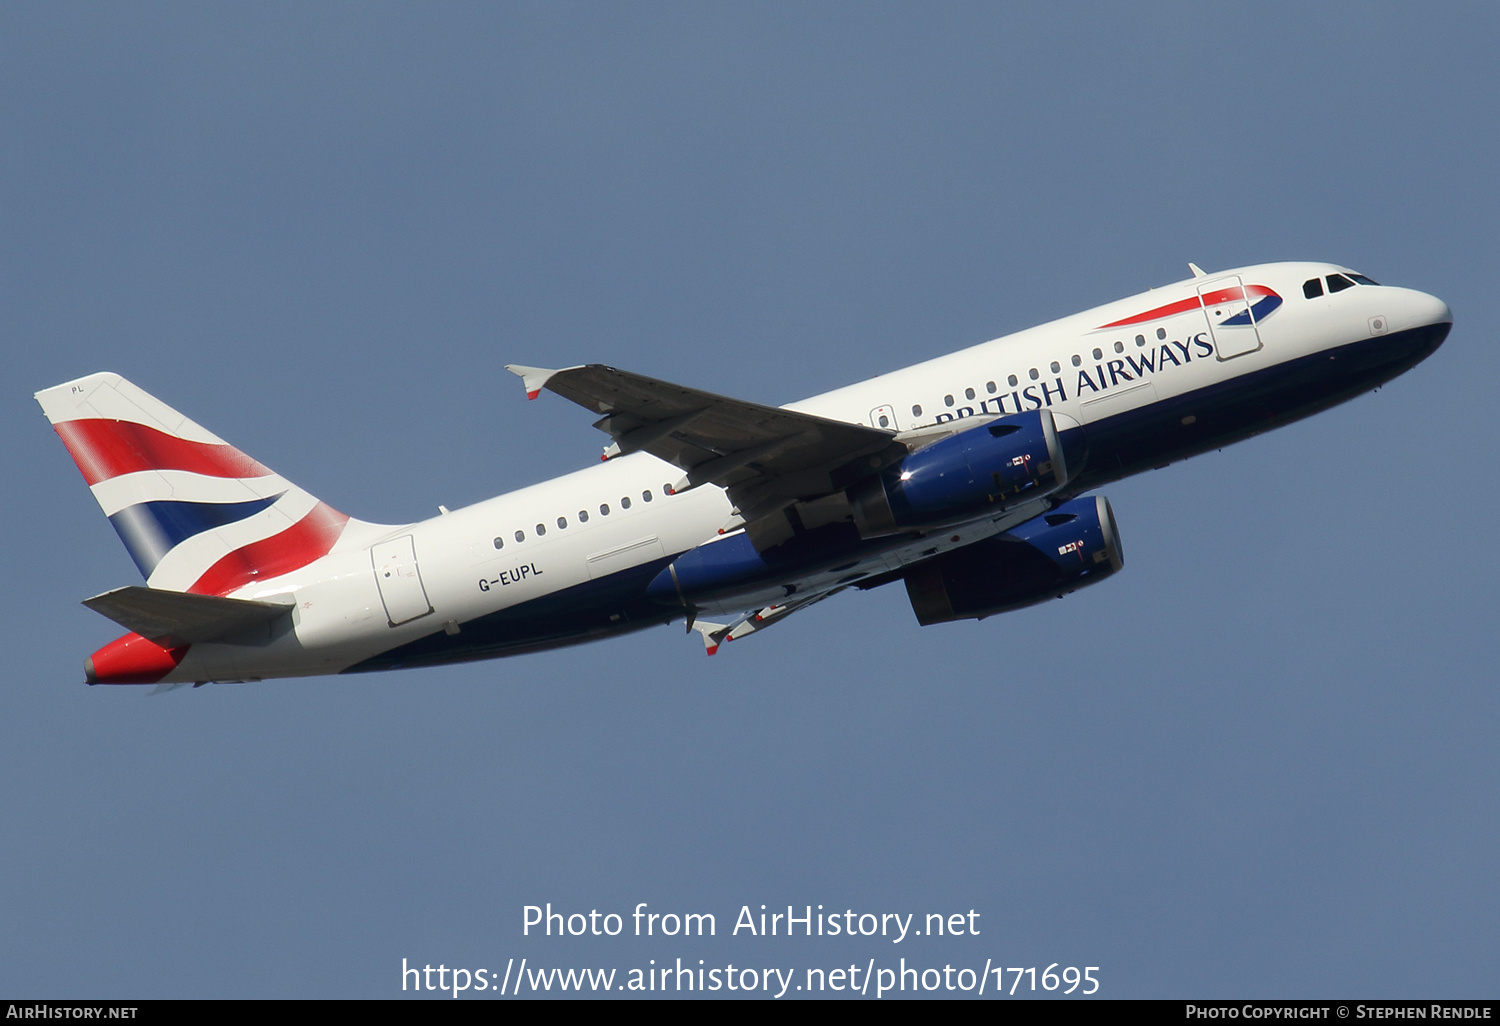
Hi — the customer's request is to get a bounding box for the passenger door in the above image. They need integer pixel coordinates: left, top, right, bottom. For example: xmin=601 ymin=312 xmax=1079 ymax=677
xmin=1198 ymin=275 xmax=1263 ymax=360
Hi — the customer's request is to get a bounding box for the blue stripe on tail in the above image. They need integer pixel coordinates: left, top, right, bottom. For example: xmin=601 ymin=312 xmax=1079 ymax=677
xmin=108 ymin=493 xmax=285 ymax=578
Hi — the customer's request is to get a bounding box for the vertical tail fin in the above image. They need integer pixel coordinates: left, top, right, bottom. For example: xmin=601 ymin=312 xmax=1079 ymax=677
xmin=36 ymin=372 xmax=353 ymax=596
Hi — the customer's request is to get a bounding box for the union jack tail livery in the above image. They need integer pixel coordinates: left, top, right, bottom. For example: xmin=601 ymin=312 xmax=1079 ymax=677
xmin=36 ymin=372 xmax=353 ymax=596
xmin=35 ymin=373 xmax=387 ymax=684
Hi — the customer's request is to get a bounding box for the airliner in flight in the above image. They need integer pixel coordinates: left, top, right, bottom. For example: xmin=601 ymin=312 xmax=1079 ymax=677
xmin=37 ymin=261 xmax=1450 ymax=686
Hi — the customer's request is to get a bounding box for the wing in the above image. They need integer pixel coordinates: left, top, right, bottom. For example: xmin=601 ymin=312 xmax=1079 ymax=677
xmin=506 ymin=364 xmax=905 ymax=523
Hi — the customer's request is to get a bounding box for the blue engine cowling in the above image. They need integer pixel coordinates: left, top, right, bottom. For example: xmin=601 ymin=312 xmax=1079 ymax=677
xmin=899 ymin=495 xmax=1123 ymax=625
xmin=848 ymin=409 xmax=1076 ymax=538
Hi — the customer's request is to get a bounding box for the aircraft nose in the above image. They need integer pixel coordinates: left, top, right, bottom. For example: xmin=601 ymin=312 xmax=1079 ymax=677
xmin=1405 ymin=288 xmax=1452 ymax=329
xmin=1388 ymin=287 xmax=1452 ymax=364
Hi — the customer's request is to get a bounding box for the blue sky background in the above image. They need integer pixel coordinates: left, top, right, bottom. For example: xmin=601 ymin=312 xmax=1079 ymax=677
xmin=2 ymin=3 xmax=1496 ymax=999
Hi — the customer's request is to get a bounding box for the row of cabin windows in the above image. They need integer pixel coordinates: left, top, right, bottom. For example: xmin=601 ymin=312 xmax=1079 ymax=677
xmin=493 ymin=486 xmax=669 ymax=548
xmin=912 ymin=327 xmax=1171 ymax=418
xmin=1303 ymin=272 xmax=1379 ymax=299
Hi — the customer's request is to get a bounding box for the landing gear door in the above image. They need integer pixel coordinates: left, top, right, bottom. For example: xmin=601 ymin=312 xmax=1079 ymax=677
xmin=372 ymin=534 xmax=434 ymax=627
xmin=1198 ymin=275 xmax=1263 ymax=360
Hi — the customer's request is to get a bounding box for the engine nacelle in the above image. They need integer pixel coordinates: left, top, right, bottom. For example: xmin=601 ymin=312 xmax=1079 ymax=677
xmin=848 ymin=409 xmax=1076 ymax=538
xmin=901 ymin=495 xmax=1123 ymax=625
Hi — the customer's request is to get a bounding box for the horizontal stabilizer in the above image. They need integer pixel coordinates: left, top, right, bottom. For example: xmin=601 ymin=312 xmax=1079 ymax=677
xmin=82 ymin=586 xmax=294 ymax=646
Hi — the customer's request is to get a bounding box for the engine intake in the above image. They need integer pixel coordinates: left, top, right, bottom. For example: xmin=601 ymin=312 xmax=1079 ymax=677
xmin=903 ymin=495 xmax=1123 ymax=625
xmin=849 ymin=409 xmax=1075 ymax=538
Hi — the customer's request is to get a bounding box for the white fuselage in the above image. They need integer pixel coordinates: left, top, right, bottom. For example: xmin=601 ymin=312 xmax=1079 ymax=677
xmin=161 ymin=261 xmax=1451 ymax=682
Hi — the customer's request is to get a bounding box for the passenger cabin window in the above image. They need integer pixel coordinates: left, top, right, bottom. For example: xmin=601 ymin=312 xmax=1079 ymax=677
xmin=1071 ymin=354 xmax=1081 ymax=367
xmin=911 ymin=404 xmax=922 ymax=417
xmin=1092 ymin=348 xmax=1102 ymax=360
xmin=557 ymin=516 xmax=567 ymax=529
xmin=535 ymin=523 xmax=546 ymax=536
xmin=620 ymin=496 xmax=631 ymax=509
xmin=1303 ymin=278 xmax=1324 ymax=299
xmin=578 ymin=509 xmax=589 ymax=523
xmin=944 ymin=394 xmax=954 ymax=407
xmin=878 ymin=413 xmax=889 ymax=427
xmin=1050 ymin=361 xmax=1060 ymax=373
xmin=1134 ymin=334 xmax=1145 ymax=348
xmin=493 ymin=537 xmax=504 ymax=549
xmin=643 ymin=490 xmax=653 ymax=502
xmin=964 ymin=387 xmax=975 ymax=400
xmin=1327 ymin=273 xmax=1355 ymax=293
xmin=986 ymin=381 xmax=997 ymax=394
xmin=515 ymin=529 xmax=525 ymax=542
xmin=1156 ymin=328 xmax=1167 ymax=340
xmin=1028 ymin=368 xmax=1039 ymax=380
xmin=600 ymin=503 xmax=610 ymax=515
xmin=1007 ymin=374 xmax=1018 ymax=387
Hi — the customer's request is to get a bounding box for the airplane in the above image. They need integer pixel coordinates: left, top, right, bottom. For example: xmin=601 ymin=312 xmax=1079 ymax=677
xmin=35 ymin=261 xmax=1451 ymax=687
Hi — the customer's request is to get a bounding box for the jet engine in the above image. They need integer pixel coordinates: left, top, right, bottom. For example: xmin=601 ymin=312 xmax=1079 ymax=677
xmin=897 ymin=495 xmax=1123 ymax=625
xmin=847 ymin=409 xmax=1080 ymax=538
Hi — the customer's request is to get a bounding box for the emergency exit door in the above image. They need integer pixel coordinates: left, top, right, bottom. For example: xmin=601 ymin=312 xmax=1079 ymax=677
xmin=372 ymin=535 xmax=434 ymax=627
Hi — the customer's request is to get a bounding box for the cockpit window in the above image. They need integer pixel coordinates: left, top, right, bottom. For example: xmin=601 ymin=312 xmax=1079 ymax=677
xmin=1348 ymin=273 xmax=1381 ymax=286
xmin=1303 ymin=278 xmax=1324 ymax=299
xmin=1326 ymin=273 xmax=1355 ymax=293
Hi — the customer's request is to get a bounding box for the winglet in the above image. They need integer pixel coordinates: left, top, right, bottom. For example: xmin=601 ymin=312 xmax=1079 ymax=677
xmin=504 ymin=365 xmax=559 ymax=401
xmin=1188 ymin=262 xmax=1207 ymax=278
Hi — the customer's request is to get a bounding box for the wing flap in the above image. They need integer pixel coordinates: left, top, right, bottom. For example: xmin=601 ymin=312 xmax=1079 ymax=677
xmin=82 ymin=586 xmax=294 ymax=646
xmin=689 ymin=589 xmax=843 ymax=656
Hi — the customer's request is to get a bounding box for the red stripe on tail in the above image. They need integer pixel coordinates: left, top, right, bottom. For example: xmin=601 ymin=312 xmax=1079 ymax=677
xmin=187 ymin=502 xmax=349 ymax=596
xmin=53 ymin=419 xmax=272 ymax=486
